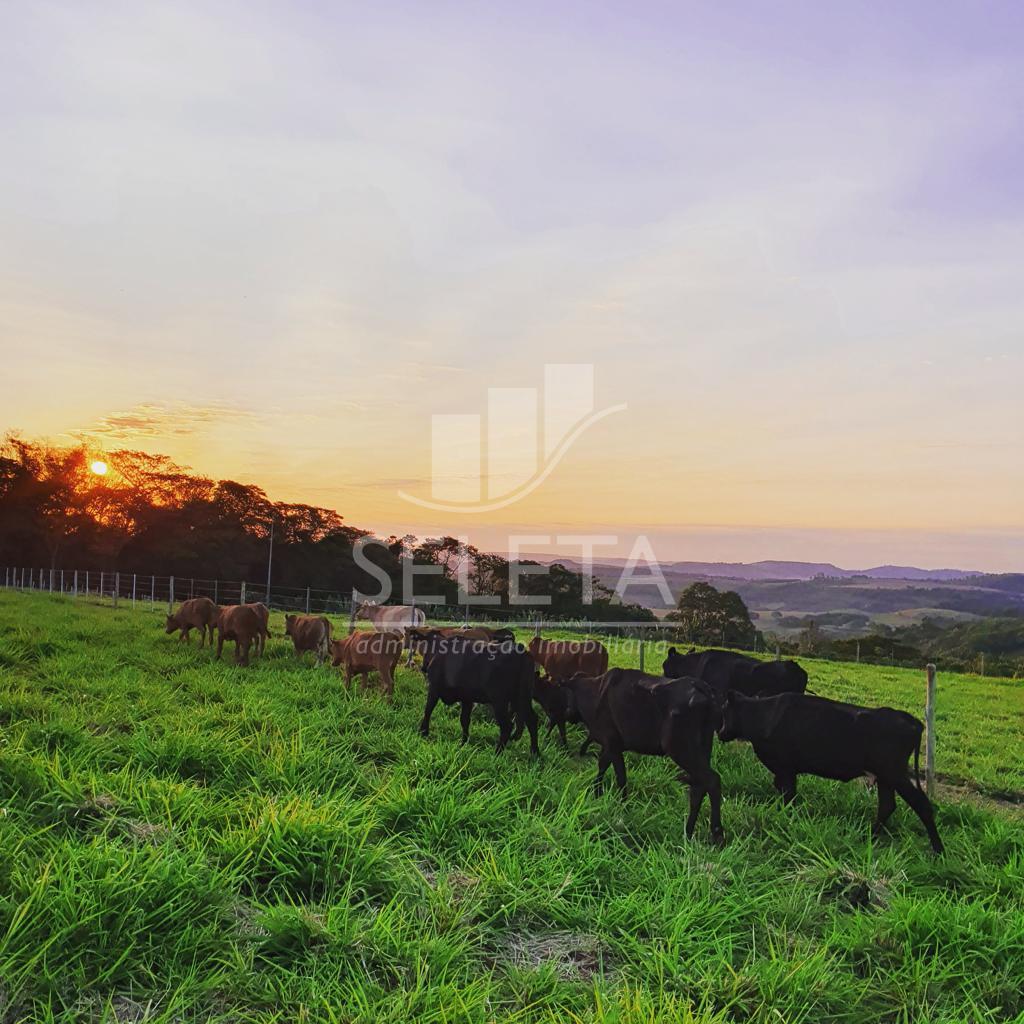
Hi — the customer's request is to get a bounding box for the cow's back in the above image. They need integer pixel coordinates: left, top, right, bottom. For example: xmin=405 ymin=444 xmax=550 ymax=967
xmin=219 ymin=604 xmax=261 ymax=639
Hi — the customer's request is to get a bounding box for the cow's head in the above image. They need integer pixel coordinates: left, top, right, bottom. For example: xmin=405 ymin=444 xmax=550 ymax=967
xmin=164 ymin=614 xmax=177 ymax=634
xmin=354 ymin=600 xmax=378 ymax=620
xmin=284 ymin=614 xmax=296 ymax=636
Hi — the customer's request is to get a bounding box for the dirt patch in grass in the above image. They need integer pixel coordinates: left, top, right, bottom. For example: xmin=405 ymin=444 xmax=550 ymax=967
xmin=506 ymin=931 xmax=609 ymax=981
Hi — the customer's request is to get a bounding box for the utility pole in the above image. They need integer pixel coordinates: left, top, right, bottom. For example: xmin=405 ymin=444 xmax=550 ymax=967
xmin=265 ymin=517 xmax=274 ymax=604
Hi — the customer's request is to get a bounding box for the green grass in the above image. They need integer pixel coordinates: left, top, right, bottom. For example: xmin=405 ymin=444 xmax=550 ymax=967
xmin=0 ymin=592 xmax=1022 ymax=1023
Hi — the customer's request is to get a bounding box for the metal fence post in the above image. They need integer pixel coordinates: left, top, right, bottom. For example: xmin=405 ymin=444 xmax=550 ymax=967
xmin=925 ymin=664 xmax=937 ymax=799
xmin=169 ymin=576 xmax=175 ymax=614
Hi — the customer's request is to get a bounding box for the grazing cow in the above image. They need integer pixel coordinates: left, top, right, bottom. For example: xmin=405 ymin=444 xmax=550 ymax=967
xmin=528 ymin=636 xmax=609 ymax=682
xmin=330 ymin=630 xmax=403 ymax=700
xmin=245 ymin=602 xmax=271 ymax=656
xmin=284 ymin=614 xmax=332 ymax=665
xmin=356 ymin=601 xmax=427 ymax=666
xmin=662 ymin=647 xmax=807 ymax=703
xmin=213 ymin=604 xmax=262 ymax=667
xmin=567 ymin=668 xmax=724 ymax=844
xmin=718 ymin=692 xmax=943 ymax=853
xmin=407 ymin=625 xmax=515 ymax=659
xmin=165 ymin=597 xmax=219 ymax=646
xmin=415 ymin=630 xmax=539 ymax=756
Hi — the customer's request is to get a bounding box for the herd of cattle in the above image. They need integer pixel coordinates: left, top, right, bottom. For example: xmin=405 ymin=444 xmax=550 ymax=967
xmin=164 ymin=596 xmax=944 ymax=854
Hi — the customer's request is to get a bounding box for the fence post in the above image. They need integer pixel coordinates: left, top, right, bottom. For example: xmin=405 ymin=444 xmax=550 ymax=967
xmin=980 ymin=652 xmax=985 ymax=677
xmin=132 ymin=573 xmax=137 ymax=608
xmin=306 ymin=586 xmax=311 ymax=614
xmin=213 ymin=579 xmax=218 ymax=606
xmin=240 ymin=581 xmax=246 ymax=604
xmin=348 ymin=589 xmax=359 ymax=635
xmin=639 ymin=638 xmax=645 ymax=673
xmin=151 ymin=575 xmax=156 ymax=606
xmin=113 ymin=572 xmax=119 ymax=608
xmin=73 ymin=570 xmax=78 ymax=597
xmin=60 ymin=569 xmax=64 ymax=594
xmin=856 ymin=640 xmax=860 ymax=664
xmin=49 ymin=569 xmax=53 ymax=593
xmin=100 ymin=571 xmax=105 ymax=603
xmin=775 ymin=642 xmax=780 ymax=661
xmin=190 ymin=578 xmax=195 ymax=600
xmin=534 ymin=613 xmax=542 ymax=638
xmin=925 ymin=664 xmax=937 ymax=799
xmin=169 ymin=576 xmax=175 ymax=614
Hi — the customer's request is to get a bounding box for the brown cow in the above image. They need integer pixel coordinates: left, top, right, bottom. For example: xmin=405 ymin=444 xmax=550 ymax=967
xmin=527 ymin=636 xmax=609 ymax=682
xmin=245 ymin=602 xmax=271 ymax=656
xmin=165 ymin=597 xmax=219 ymax=646
xmin=407 ymin=625 xmax=515 ymax=661
xmin=214 ymin=604 xmax=262 ymax=666
xmin=284 ymin=614 xmax=332 ymax=665
xmin=330 ymin=630 xmax=403 ymax=700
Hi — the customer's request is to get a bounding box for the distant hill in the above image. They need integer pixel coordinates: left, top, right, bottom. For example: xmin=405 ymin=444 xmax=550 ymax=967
xmin=520 ymin=555 xmax=979 ymax=583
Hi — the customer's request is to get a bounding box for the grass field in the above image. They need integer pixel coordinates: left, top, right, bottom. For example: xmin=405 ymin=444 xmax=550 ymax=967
xmin=1 ymin=592 xmax=1023 ymax=1023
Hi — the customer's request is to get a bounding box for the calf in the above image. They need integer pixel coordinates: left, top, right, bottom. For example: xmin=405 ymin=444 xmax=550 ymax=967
xmin=284 ymin=614 xmax=332 ymax=665
xmin=528 ymin=636 xmax=609 ymax=681
xmin=567 ymin=668 xmax=723 ymax=843
xmin=415 ymin=631 xmax=539 ymax=756
xmin=663 ymin=647 xmax=807 ymax=703
xmin=534 ymin=672 xmax=598 ymax=754
xmin=245 ymin=602 xmax=271 ymax=656
xmin=330 ymin=630 xmax=403 ymax=700
xmin=214 ymin=604 xmax=262 ymax=666
xmin=718 ymin=692 xmax=943 ymax=853
xmin=165 ymin=597 xmax=219 ymax=646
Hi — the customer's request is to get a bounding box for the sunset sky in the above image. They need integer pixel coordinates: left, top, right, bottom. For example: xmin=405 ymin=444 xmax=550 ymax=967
xmin=2 ymin=2 xmax=1022 ymax=570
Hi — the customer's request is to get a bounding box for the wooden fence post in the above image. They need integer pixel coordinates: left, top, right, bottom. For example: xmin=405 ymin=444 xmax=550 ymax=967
xmin=856 ymin=640 xmax=860 ymax=664
xmin=925 ymin=664 xmax=937 ymax=799
xmin=639 ymin=638 xmax=645 ymax=673
xmin=73 ymin=570 xmax=78 ymax=597
xmin=348 ymin=589 xmax=358 ymax=635
xmin=306 ymin=586 xmax=311 ymax=614
xmin=775 ymin=642 xmax=780 ymax=661
xmin=132 ymin=573 xmax=137 ymax=608
xmin=240 ymin=581 xmax=246 ymax=604
xmin=113 ymin=572 xmax=119 ymax=608
xmin=151 ymin=575 xmax=155 ymax=605
xmin=100 ymin=571 xmax=105 ymax=603
xmin=169 ymin=576 xmax=175 ymax=614
xmin=213 ymin=579 xmax=218 ymax=606
xmin=60 ymin=569 xmax=64 ymax=594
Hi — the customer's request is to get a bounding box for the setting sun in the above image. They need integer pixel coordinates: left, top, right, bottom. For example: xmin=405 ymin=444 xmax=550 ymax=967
xmin=89 ymin=460 xmax=108 ymax=476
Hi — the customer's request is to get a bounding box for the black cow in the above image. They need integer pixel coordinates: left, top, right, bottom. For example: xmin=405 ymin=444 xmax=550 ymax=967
xmin=534 ymin=672 xmax=597 ymax=755
xmin=718 ymin=691 xmax=943 ymax=853
xmin=566 ymin=669 xmax=724 ymax=844
xmin=416 ymin=631 xmax=540 ymax=756
xmin=663 ymin=647 xmax=807 ymax=702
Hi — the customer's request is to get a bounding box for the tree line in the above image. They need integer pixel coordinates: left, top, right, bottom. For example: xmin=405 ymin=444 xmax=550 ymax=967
xmin=0 ymin=435 xmax=654 ymax=622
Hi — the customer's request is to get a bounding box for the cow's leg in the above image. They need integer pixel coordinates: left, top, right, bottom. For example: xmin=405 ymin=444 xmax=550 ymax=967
xmin=593 ymin=748 xmax=612 ymax=796
xmin=382 ymin=667 xmax=395 ymax=702
xmin=240 ymin=639 xmax=251 ymax=667
xmin=179 ymin=627 xmax=188 ymax=643
xmin=523 ymin=703 xmax=540 ymax=759
xmin=343 ymin=665 xmax=354 ymax=691
xmin=419 ymin=682 xmax=441 ymax=737
xmin=611 ymin=749 xmax=627 ymax=794
xmin=216 ymin=632 xmax=224 ymax=660
xmin=557 ymin=720 xmax=567 ymax=748
xmin=686 ymin=767 xmax=724 ymax=844
xmin=459 ymin=701 xmax=473 ymax=744
xmin=893 ymin=776 xmax=944 ymax=854
xmin=579 ymin=734 xmax=594 ymax=757
xmin=492 ymin=703 xmax=513 ymax=753
xmin=872 ymin=783 xmax=897 ymax=838
xmin=774 ymin=772 xmax=797 ymax=805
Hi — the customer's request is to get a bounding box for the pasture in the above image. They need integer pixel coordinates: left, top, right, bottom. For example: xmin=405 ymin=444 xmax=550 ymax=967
xmin=0 ymin=592 xmax=1022 ymax=1023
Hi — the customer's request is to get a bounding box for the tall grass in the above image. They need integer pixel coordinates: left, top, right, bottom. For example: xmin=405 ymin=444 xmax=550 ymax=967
xmin=0 ymin=592 xmax=1021 ymax=1023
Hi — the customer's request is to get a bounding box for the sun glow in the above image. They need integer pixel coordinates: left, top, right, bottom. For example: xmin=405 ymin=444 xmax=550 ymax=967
xmin=90 ymin=460 xmax=108 ymax=476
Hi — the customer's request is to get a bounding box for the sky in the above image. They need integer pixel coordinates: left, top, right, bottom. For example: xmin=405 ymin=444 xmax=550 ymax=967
xmin=1 ymin=1 xmax=1022 ymax=571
